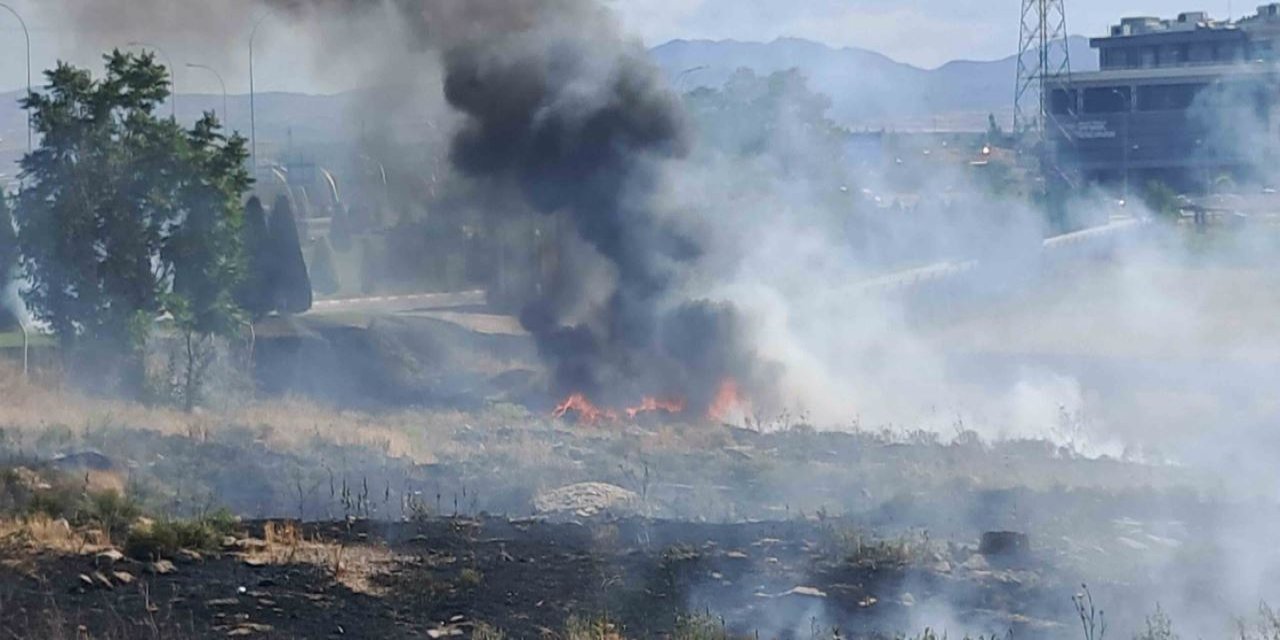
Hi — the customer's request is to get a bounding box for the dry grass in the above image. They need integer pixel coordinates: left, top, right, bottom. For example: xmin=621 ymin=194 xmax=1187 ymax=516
xmin=240 ymin=521 xmax=397 ymax=596
xmin=0 ymin=515 xmax=103 ymax=555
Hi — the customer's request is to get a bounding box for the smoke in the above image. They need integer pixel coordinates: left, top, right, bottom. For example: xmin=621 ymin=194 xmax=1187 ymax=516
xmin=19 ymin=1 xmax=1280 ymax=635
xmin=435 ymin=0 xmax=775 ymax=409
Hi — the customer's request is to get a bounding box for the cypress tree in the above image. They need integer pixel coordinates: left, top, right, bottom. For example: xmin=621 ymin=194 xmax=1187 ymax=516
xmin=236 ymin=195 xmax=273 ymax=318
xmin=268 ymin=195 xmax=313 ymax=314
xmin=330 ymin=205 xmax=353 ymax=253
xmin=311 ymin=238 xmax=340 ymax=296
xmin=360 ymin=236 xmax=379 ymax=295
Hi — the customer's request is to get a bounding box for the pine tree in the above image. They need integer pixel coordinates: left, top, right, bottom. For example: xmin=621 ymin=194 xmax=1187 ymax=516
xmin=268 ymin=195 xmax=313 ymax=314
xmin=235 ymin=196 xmax=273 ymax=319
xmin=311 ymin=238 xmax=340 ymax=296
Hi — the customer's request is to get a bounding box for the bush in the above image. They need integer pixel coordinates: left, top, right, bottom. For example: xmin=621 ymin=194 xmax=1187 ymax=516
xmin=81 ymin=490 xmax=142 ymax=543
xmin=125 ymin=511 xmax=238 ymax=560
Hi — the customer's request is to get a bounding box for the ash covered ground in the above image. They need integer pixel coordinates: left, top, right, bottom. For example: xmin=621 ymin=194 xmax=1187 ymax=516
xmin=1 ymin=235 xmax=1279 ymax=639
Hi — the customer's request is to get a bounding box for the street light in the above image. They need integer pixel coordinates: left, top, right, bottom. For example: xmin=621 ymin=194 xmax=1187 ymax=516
xmin=0 ymin=2 xmax=31 ymax=151
xmin=249 ymin=12 xmax=271 ymax=171
xmin=185 ymin=63 xmax=228 ymax=122
xmin=127 ymin=41 xmax=177 ymax=119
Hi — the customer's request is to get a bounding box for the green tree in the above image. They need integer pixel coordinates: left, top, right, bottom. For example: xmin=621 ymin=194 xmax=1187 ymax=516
xmin=0 ymin=192 xmax=19 ymax=325
xmin=310 ymin=238 xmax=340 ymax=296
xmin=162 ymin=113 xmax=251 ymax=410
xmin=235 ymin=196 xmax=273 ymax=319
xmin=15 ymin=51 xmax=250 ymax=395
xmin=267 ymin=195 xmax=312 ymax=314
xmin=0 ymin=193 xmax=17 ymax=286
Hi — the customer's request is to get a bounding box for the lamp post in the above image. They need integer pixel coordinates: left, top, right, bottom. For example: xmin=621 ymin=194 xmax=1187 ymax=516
xmin=127 ymin=41 xmax=177 ymax=119
xmin=185 ymin=63 xmax=228 ymax=122
xmin=249 ymin=13 xmax=271 ymax=171
xmin=0 ymin=2 xmax=31 ymax=151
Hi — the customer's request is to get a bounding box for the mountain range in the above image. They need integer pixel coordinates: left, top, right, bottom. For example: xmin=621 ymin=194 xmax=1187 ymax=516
xmin=649 ymin=36 xmax=1097 ymax=130
xmin=1 ymin=35 xmax=1099 ymax=161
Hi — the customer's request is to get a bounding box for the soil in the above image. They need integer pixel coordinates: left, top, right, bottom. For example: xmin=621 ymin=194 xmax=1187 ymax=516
xmin=0 ymin=516 xmax=1079 ymax=640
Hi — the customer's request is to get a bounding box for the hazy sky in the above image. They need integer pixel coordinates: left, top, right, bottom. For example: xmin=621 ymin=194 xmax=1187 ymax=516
xmin=0 ymin=0 xmax=1240 ymax=94
xmin=606 ymin=0 xmax=1237 ymax=67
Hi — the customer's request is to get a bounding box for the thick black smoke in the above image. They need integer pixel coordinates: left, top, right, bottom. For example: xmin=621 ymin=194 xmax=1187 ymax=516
xmin=438 ymin=0 xmax=772 ymax=410
xmin=35 ymin=0 xmax=775 ymax=410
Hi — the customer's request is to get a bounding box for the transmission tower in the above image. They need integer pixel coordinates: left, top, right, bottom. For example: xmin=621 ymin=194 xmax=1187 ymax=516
xmin=1014 ymin=0 xmax=1073 ymax=144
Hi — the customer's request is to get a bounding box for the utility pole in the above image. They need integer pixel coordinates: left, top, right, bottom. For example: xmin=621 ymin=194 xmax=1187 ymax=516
xmin=1015 ymin=0 xmax=1073 ymax=145
xmin=1015 ymin=0 xmax=1076 ymax=228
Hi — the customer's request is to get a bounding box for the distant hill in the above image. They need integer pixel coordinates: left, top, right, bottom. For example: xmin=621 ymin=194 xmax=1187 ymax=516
xmin=650 ymin=36 xmax=1097 ymax=130
xmin=0 ymin=35 xmax=1099 ymax=168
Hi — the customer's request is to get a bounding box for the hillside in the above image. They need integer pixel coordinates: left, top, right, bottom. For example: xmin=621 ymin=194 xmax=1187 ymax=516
xmin=650 ymin=36 xmax=1097 ymax=130
xmin=0 ymin=35 xmax=1098 ymax=164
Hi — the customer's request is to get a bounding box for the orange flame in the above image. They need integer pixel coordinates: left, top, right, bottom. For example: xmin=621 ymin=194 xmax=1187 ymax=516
xmin=625 ymin=396 xmax=687 ymax=419
xmin=552 ymin=393 xmax=618 ymax=425
xmin=707 ymin=378 xmax=752 ymax=423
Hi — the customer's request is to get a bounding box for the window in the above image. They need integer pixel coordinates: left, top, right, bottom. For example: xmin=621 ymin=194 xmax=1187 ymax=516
xmin=1137 ymin=83 xmax=1207 ymax=111
xmin=1049 ymin=89 xmax=1077 ymax=115
xmin=1083 ymin=87 xmax=1131 ymax=114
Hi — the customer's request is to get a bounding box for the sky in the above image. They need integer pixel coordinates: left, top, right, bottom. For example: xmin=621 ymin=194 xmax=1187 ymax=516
xmin=0 ymin=0 xmax=1240 ymax=94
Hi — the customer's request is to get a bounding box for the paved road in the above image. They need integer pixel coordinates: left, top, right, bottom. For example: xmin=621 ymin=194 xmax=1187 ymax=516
xmin=308 ymin=290 xmax=487 ymax=315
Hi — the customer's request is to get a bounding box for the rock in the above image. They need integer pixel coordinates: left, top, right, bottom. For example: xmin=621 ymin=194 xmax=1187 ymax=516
xmin=112 ymin=571 xmax=135 ymax=586
xmin=227 ymin=622 xmax=273 ymax=636
xmin=77 ymin=574 xmax=94 ymax=588
xmin=147 ymin=559 xmax=177 ymax=575
xmin=50 ymin=451 xmax=116 ymax=471
xmin=962 ymin=554 xmax=990 ymax=571
xmin=532 ymin=482 xmax=640 ymax=518
xmin=176 ymin=549 xmax=204 ymax=564
xmin=780 ymin=586 xmax=827 ymax=599
xmin=979 ymin=531 xmax=1030 ymax=557
xmin=95 ymin=549 xmax=125 ymax=567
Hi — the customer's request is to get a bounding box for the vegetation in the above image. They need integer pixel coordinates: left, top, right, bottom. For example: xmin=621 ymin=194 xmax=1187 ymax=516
xmin=330 ymin=205 xmax=353 ymax=252
xmin=13 ymin=51 xmax=250 ymax=396
xmin=311 ymin=238 xmax=341 ymax=296
xmin=1141 ymin=179 xmax=1182 ymax=221
xmin=267 ymin=195 xmax=313 ymax=314
xmin=123 ymin=510 xmax=237 ymax=559
xmin=1135 ymin=604 xmax=1178 ymax=640
xmin=236 ymin=195 xmax=273 ymax=319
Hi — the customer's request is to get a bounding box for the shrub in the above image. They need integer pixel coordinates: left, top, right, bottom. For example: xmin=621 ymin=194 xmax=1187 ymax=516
xmin=81 ymin=490 xmax=142 ymax=543
xmin=125 ymin=511 xmax=238 ymax=560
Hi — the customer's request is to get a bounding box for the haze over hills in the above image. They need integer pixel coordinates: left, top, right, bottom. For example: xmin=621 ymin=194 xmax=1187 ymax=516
xmin=650 ymin=35 xmax=1097 ymax=130
xmin=0 ymin=35 xmax=1098 ymax=165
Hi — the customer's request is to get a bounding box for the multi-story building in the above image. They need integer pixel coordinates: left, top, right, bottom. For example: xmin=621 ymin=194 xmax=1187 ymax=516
xmin=1053 ymin=5 xmax=1280 ymax=188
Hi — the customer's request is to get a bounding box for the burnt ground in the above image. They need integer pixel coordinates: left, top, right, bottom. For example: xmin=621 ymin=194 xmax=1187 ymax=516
xmin=0 ymin=516 xmax=1083 ymax=640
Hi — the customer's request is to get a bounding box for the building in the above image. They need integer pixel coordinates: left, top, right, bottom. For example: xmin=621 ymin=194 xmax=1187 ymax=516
xmin=1052 ymin=5 xmax=1280 ymax=189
